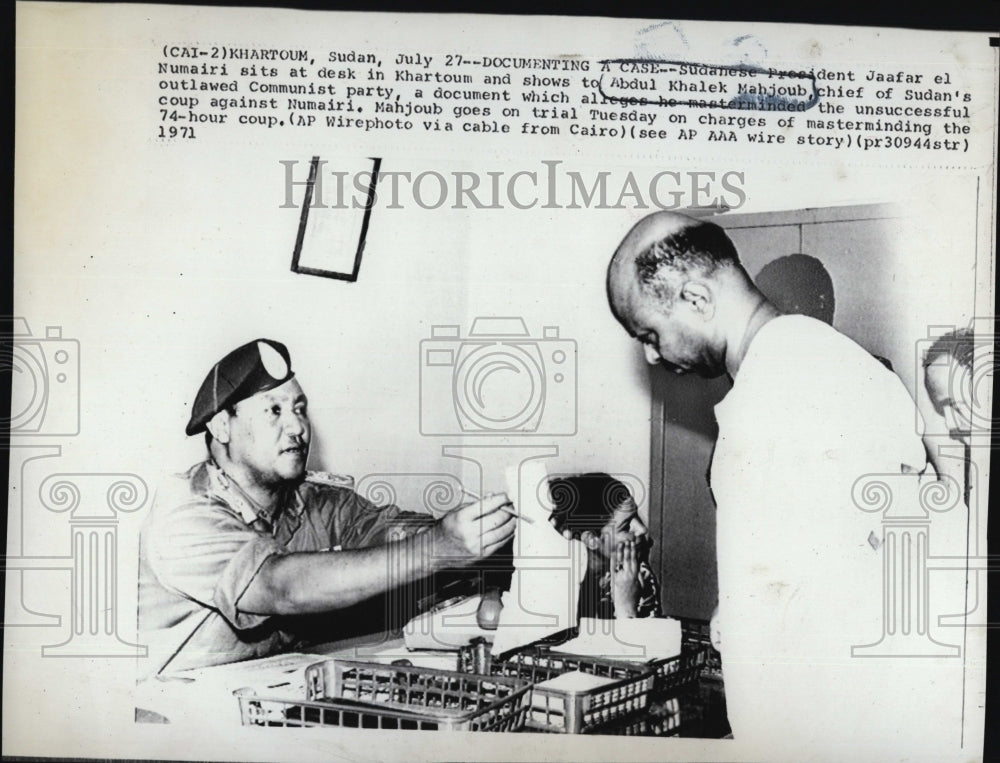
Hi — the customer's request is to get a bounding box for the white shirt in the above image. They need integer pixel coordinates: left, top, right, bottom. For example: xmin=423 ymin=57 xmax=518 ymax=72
xmin=711 ymin=315 xmax=963 ymax=757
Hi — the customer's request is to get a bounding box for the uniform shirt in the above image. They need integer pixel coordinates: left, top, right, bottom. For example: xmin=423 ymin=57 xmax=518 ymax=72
xmin=138 ymin=460 xmax=433 ymax=678
xmin=710 ymin=315 xmax=963 ymax=750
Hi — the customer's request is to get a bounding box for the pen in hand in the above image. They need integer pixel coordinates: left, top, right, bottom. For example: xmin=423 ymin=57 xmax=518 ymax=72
xmin=460 ymin=488 xmax=534 ymax=524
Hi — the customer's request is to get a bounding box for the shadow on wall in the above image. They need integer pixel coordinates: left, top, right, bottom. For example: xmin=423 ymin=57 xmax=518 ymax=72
xmin=756 ymin=253 xmax=893 ymax=371
xmin=755 ymin=253 xmax=835 ymax=326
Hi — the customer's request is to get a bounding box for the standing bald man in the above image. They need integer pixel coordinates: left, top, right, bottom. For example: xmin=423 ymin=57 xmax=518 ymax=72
xmin=606 ymin=213 xmax=949 ymax=751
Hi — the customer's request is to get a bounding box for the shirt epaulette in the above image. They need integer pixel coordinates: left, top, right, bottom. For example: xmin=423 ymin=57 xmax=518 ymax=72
xmin=305 ymin=471 xmax=355 ymax=489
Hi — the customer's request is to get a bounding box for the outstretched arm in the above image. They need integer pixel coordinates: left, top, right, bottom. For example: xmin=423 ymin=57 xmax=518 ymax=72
xmin=239 ymin=494 xmax=515 ymax=615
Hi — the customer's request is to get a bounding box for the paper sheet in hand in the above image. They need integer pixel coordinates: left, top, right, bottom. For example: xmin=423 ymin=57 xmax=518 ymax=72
xmin=553 ymin=617 xmax=682 ymax=662
xmin=490 ymin=461 xmax=587 ymax=657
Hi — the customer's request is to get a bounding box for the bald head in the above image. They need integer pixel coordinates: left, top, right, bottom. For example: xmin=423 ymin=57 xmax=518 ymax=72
xmin=606 ymin=212 xmax=763 ymax=379
xmin=608 ymin=212 xmax=744 ymax=318
xmin=611 ymin=211 xmax=703 ymax=272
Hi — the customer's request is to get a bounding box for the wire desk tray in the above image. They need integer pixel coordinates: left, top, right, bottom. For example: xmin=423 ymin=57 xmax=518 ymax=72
xmin=457 ymin=643 xmax=707 ymax=734
xmin=235 ymin=659 xmax=531 ymax=732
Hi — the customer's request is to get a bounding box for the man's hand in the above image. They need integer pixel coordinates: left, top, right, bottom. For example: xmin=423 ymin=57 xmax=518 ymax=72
xmin=432 ymin=493 xmax=516 ymax=564
xmin=612 ymin=539 xmax=640 ymax=618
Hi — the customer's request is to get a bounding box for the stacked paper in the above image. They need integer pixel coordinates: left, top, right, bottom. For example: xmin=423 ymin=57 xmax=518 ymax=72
xmin=553 ymin=617 xmax=683 ymax=662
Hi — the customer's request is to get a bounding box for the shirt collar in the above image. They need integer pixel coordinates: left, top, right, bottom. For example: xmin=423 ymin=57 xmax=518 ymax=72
xmin=205 ymin=458 xmax=304 ymax=526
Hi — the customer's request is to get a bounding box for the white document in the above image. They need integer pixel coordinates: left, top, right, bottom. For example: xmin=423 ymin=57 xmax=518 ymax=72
xmin=134 ymin=652 xmax=323 ymax=727
xmin=532 ymin=670 xmax=617 ymax=692
xmin=490 ymin=461 xmax=587 ymax=656
xmin=553 ymin=617 xmax=683 ymax=661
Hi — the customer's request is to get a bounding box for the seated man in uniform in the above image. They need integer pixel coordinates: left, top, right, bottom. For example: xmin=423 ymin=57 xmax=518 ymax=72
xmin=138 ymin=338 xmax=515 ymax=678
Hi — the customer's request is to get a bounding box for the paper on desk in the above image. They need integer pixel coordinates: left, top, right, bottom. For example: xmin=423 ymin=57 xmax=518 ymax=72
xmin=171 ymin=652 xmax=324 ymax=694
xmin=490 ymin=460 xmax=588 ymax=657
xmin=532 ymin=670 xmax=618 ymax=692
xmin=553 ymin=617 xmax=683 ymax=662
xmin=135 ymin=652 xmax=326 ymax=727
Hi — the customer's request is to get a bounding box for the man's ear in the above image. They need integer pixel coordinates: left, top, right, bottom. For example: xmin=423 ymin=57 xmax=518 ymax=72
xmin=679 ymin=280 xmax=715 ymax=319
xmin=206 ymin=410 xmax=232 ymax=445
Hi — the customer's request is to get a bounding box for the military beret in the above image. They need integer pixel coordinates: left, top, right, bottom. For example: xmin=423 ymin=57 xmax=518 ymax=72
xmin=186 ymin=339 xmax=295 ymax=435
